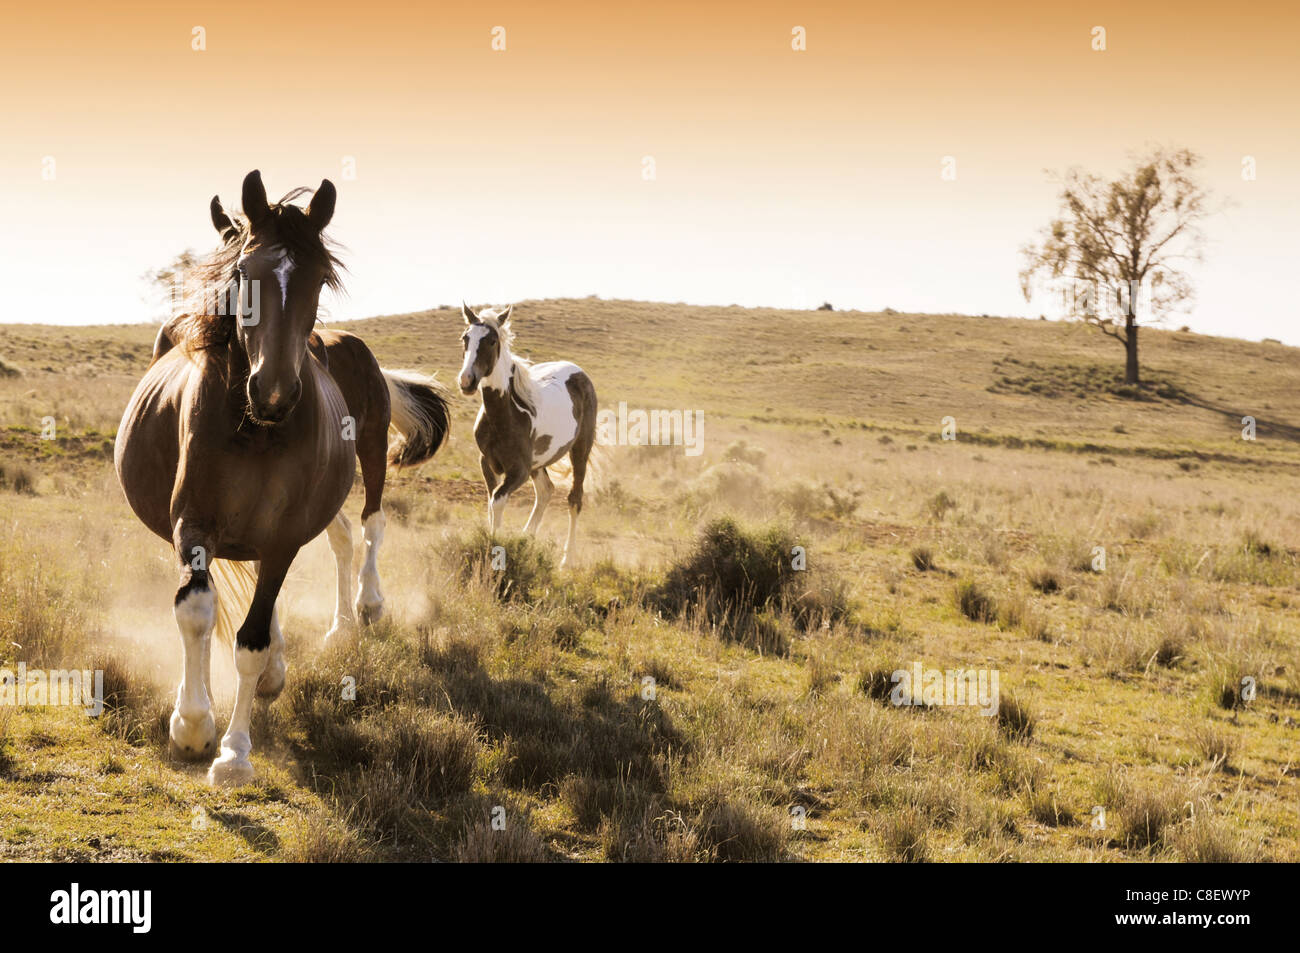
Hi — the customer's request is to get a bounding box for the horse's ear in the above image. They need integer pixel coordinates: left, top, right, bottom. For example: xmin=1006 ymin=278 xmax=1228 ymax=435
xmin=242 ymin=170 xmax=271 ymax=229
xmin=307 ymin=179 xmax=337 ymax=231
xmin=462 ymin=301 xmax=480 ymax=324
xmin=210 ymin=196 xmax=237 ymax=240
xmin=498 ymin=304 xmax=513 ymax=324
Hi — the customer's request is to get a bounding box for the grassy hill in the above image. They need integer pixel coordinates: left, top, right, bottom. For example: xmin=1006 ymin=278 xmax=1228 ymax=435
xmin=1 ymin=300 xmax=1297 ymax=861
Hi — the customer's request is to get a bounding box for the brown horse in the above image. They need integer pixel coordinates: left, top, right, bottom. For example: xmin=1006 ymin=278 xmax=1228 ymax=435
xmin=116 ymin=170 xmax=449 ymax=785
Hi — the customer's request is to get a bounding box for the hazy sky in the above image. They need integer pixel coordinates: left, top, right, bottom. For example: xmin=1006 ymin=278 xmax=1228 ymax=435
xmin=1 ymin=1 xmax=1296 ymax=341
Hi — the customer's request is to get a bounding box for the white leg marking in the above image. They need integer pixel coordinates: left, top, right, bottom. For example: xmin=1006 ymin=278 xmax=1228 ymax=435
xmin=355 ymin=511 xmax=386 ymax=624
xmin=523 ymin=470 xmax=553 ymax=536
xmin=171 ymin=585 xmax=217 ymax=759
xmin=490 ymin=495 xmax=507 ymax=534
xmin=325 ymin=511 xmax=355 ymax=642
xmin=208 ymin=645 xmax=266 ymax=787
xmin=256 ymin=603 xmax=287 ymax=699
xmin=562 ymin=507 xmax=579 ymax=569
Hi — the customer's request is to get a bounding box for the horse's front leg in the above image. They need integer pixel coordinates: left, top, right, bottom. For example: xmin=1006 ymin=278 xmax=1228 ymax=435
xmin=169 ymin=519 xmax=218 ymax=760
xmin=354 ymin=510 xmax=387 ymax=625
xmin=256 ymin=601 xmax=286 ymax=700
xmin=209 ymin=549 xmax=294 ymax=787
xmin=324 ymin=511 xmax=355 ymax=641
xmin=489 ymin=465 xmax=530 ymax=535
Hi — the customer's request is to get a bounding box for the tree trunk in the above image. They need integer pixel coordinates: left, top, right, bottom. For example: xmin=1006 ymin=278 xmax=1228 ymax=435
xmin=1124 ymin=321 xmax=1140 ymax=385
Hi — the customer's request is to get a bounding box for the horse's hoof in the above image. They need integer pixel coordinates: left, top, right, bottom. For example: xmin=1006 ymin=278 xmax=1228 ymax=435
xmin=256 ymin=660 xmax=286 ymax=701
xmin=324 ymin=617 xmax=354 ymax=644
xmin=169 ymin=710 xmax=217 ymax=761
xmin=208 ymin=751 xmax=255 ymax=787
xmin=356 ymin=601 xmax=384 ymax=626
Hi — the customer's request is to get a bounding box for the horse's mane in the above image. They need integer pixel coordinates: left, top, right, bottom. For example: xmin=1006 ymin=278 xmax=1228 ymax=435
xmin=171 ymin=187 xmax=345 ymax=353
xmin=479 ymin=307 xmax=538 ymax=416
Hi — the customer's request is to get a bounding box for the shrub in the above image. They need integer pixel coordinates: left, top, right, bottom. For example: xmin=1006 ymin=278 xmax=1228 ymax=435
xmin=454 ymin=806 xmax=552 ymax=862
xmin=1096 ymin=770 xmax=1190 ymax=851
xmin=1026 ymin=565 xmax=1061 ymax=594
xmin=995 ymin=693 xmax=1034 ymax=741
xmin=361 ymin=705 xmax=481 ymax=803
xmin=685 ymin=463 xmax=765 ymax=512
xmin=651 ymin=517 xmax=850 ymax=645
xmin=694 ymin=792 xmax=786 ymax=862
xmin=449 ymin=528 xmax=554 ymax=602
xmin=1241 ymin=529 xmax=1274 ymax=558
xmin=1170 ymin=815 xmax=1261 ymax=862
xmin=0 ymin=460 xmax=35 ymax=495
xmin=1026 ymin=787 xmax=1075 ymax=827
xmin=599 ymin=805 xmax=702 ymax=863
xmin=722 ymin=439 xmax=766 ymax=468
xmin=954 ymin=578 xmax=997 ymax=624
xmin=927 ymin=491 xmax=957 ymax=521
xmin=97 ymin=656 xmax=169 ymax=750
xmin=0 ymin=711 xmax=13 ymax=777
xmin=1116 ymin=784 xmax=1187 ymax=850
xmin=858 ymin=668 xmax=897 ymax=703
xmin=875 ymin=808 xmax=929 ymax=862
xmin=281 ymin=813 xmax=372 ymax=862
xmin=1190 ymin=721 xmax=1237 ymax=771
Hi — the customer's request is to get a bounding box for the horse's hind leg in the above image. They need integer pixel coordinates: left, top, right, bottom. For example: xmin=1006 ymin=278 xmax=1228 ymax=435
xmin=523 ymin=468 xmax=554 ymax=535
xmin=480 ymin=456 xmax=500 ymax=532
xmin=324 ymin=511 xmax=355 ymax=642
xmin=562 ymin=446 xmax=591 ymax=569
xmin=562 ymin=373 xmax=598 ymax=569
xmin=354 ymin=421 xmax=387 ymax=625
xmin=209 ymin=550 xmax=294 ymax=787
xmin=169 ymin=520 xmax=217 ymax=760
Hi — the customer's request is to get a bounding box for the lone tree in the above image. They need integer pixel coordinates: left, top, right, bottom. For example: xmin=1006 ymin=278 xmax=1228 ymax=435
xmin=1019 ymin=146 xmax=1213 ymax=385
xmin=141 ymin=249 xmax=199 ymax=322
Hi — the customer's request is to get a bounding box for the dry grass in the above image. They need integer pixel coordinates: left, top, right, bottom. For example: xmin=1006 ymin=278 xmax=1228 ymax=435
xmin=1 ymin=300 xmax=1298 ymax=862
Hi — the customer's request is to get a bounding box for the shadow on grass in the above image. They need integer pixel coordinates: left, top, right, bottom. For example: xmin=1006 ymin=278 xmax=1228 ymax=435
xmin=263 ymin=631 xmax=684 ymax=860
xmin=422 ymin=638 xmax=683 ymax=792
xmin=987 ymin=359 xmax=1300 ymax=446
xmin=211 ymin=810 xmax=281 ymax=854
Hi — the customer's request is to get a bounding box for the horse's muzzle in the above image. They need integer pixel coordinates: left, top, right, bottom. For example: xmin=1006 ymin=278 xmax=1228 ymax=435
xmin=248 ymin=376 xmax=302 ymax=425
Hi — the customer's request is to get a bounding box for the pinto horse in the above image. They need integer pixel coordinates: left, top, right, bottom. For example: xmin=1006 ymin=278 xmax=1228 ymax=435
xmin=115 ymin=170 xmax=449 ymax=785
xmin=457 ymin=303 xmax=597 ymax=567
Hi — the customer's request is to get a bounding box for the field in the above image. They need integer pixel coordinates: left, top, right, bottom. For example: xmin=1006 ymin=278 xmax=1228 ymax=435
xmin=1 ymin=299 xmax=1298 ymax=862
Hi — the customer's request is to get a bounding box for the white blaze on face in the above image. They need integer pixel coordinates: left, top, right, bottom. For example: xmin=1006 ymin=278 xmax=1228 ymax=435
xmin=234 ymin=245 xmax=294 ymax=315
xmin=460 ymin=325 xmax=491 ymax=391
xmin=272 ymin=249 xmax=294 ymax=309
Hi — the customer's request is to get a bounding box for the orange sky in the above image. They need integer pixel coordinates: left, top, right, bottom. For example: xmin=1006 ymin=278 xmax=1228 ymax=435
xmin=1 ymin=0 xmax=1296 ymax=341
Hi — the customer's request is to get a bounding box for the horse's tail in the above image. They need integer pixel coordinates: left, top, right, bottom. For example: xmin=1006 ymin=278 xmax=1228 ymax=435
xmin=549 ymin=443 xmax=607 ymax=493
xmin=210 ymin=559 xmax=258 ymax=647
xmin=382 ymin=368 xmax=452 ymax=468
